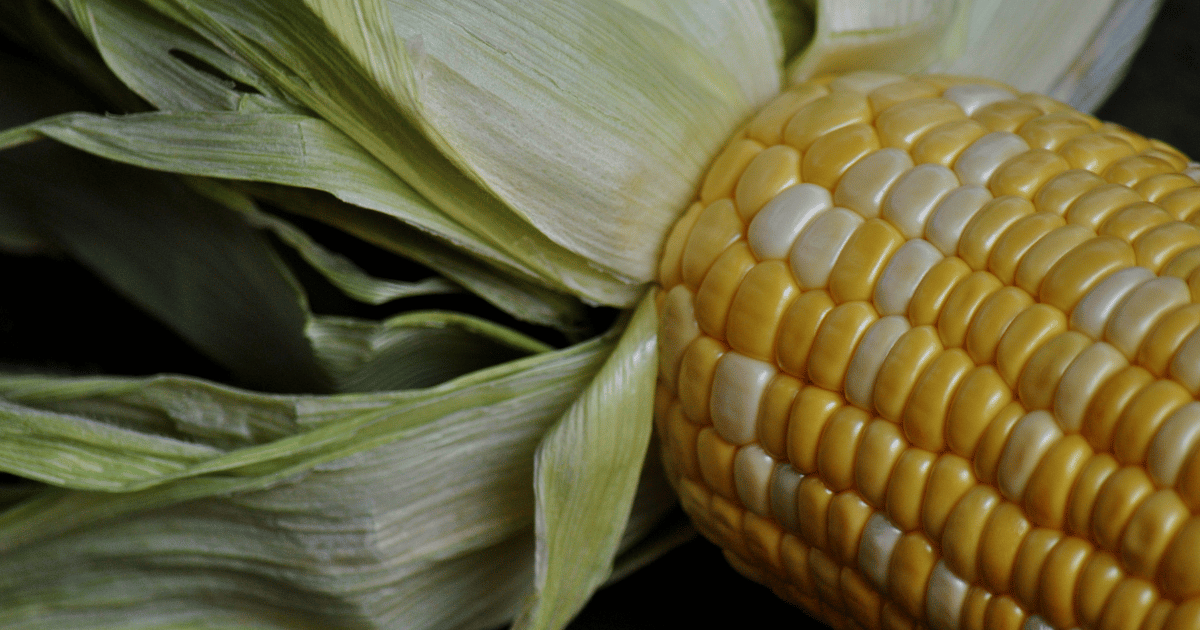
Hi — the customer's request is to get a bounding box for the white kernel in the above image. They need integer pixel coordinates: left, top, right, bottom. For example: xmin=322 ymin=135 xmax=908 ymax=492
xmin=954 ymin=132 xmax=1030 ymax=187
xmin=710 ymin=351 xmax=776 ymax=445
xmin=658 ymin=285 xmax=700 ymax=390
xmin=1148 ymin=402 xmax=1200 ymax=486
xmin=1105 ymin=275 xmax=1190 ymax=359
xmin=734 ymin=444 xmax=777 ymax=518
xmin=834 ymin=148 xmax=914 ymax=218
xmin=1069 ymin=266 xmax=1155 ymax=339
xmin=884 ymin=163 xmax=961 ymax=238
xmin=858 ymin=512 xmax=903 ymax=590
xmin=874 ymin=239 xmax=944 ymax=316
xmin=769 ymin=465 xmax=805 ymax=533
xmin=998 ymin=410 xmax=1063 ymax=502
xmin=845 ymin=316 xmax=911 ymax=410
xmin=1184 ymin=163 xmax=1200 ymax=182
xmin=748 ymin=183 xmax=832 ymax=260
xmin=927 ymin=560 xmax=970 ymax=630
xmin=789 ymin=206 xmax=864 ymax=289
xmin=830 ymin=70 xmax=905 ymax=94
xmin=942 ymin=83 xmax=1016 ymax=115
xmin=926 ymin=185 xmax=993 ymax=256
xmin=1053 ymin=342 xmax=1127 ymax=432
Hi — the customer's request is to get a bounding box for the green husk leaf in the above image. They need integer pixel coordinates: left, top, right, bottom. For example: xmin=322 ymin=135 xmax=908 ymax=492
xmin=305 ymin=311 xmax=551 ymax=393
xmin=314 ymin=0 xmax=782 ymax=288
xmin=0 ymin=136 xmax=327 ymax=393
xmin=0 ymin=329 xmax=613 ymax=628
xmin=514 ymin=292 xmax=657 ymax=629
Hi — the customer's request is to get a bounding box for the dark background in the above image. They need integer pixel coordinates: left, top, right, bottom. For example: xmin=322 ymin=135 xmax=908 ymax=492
xmin=0 ymin=0 xmax=1198 ymax=628
xmin=566 ymin=1 xmax=1200 ymax=628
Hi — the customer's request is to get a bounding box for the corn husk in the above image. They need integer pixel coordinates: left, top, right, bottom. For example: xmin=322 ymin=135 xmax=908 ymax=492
xmin=0 ymin=0 xmax=1162 ymax=628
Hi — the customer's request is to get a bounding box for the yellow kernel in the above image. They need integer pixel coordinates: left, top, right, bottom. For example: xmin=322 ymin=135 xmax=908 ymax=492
xmin=658 ymin=201 xmax=704 ymax=288
xmin=984 ymin=594 xmax=1027 ymax=630
xmin=941 ymin=484 xmax=1001 ymax=584
xmin=726 ymin=260 xmax=798 ymax=362
xmin=775 ymin=289 xmax=835 ymax=378
xmin=868 ymin=79 xmax=942 ymax=113
xmin=921 ymin=453 xmax=976 ymax=544
xmin=808 ymin=301 xmax=878 ymax=392
xmin=1165 ymin=601 xmax=1200 ymax=630
xmin=841 ymin=565 xmax=884 ymax=630
xmin=1038 ymin=235 xmax=1135 ymax=313
xmin=1121 ymin=489 xmax=1189 ymax=581
xmin=796 ymin=474 xmax=835 ymax=549
xmin=973 ymin=100 xmax=1045 ymax=133
xmin=1011 ymin=528 xmax=1061 ymax=612
xmin=661 ymin=402 xmax=702 ymax=483
xmin=965 ymin=288 xmax=1034 ymax=365
xmin=829 ymin=218 xmax=905 ymax=304
xmin=877 ymin=97 xmax=967 ymax=150
xmin=909 ymin=257 xmax=972 ymax=327
xmin=697 ymin=426 xmax=739 ymax=503
xmin=1082 ymin=365 xmax=1154 ymax=453
xmin=911 ymin=118 xmax=990 ymax=167
xmin=681 ymin=198 xmax=743 ymax=289
xmin=1158 ymin=186 xmax=1200 ymax=221
xmin=746 ymin=82 xmax=829 ymax=145
xmin=937 ymin=271 xmax=1003 ymax=349
xmin=827 ymin=491 xmax=874 ymax=567
xmin=676 ymin=335 xmax=724 ymax=425
xmin=1139 ymin=303 xmax=1200 ymax=376
xmin=1013 ymin=223 xmax=1094 ymax=297
xmin=988 ymin=212 xmax=1065 ymax=285
xmin=1059 ymin=132 xmax=1138 ymax=174
xmin=1053 ymin=341 xmax=1128 ymax=433
xmin=701 ymin=138 xmax=765 ymax=204
xmin=973 ymin=401 xmax=1025 ymax=486
xmin=1097 ymin=122 xmax=1150 ymax=152
xmin=873 ymin=325 xmax=943 ymax=423
xmin=743 ymin=510 xmax=785 ymax=576
xmin=802 ymin=123 xmax=881 ymax=189
xmin=958 ymin=196 xmax=1036 ymax=271
xmin=886 ymin=448 xmax=937 ymax=532
xmin=1077 ymin=551 xmax=1124 ymax=628
xmin=1099 ymin=201 xmax=1173 ymax=242
xmin=945 ymin=366 xmax=1013 ymax=458
xmin=1017 ymin=330 xmax=1090 ymax=411
xmin=1098 ymin=578 xmax=1158 ymax=630
xmin=694 ymin=241 xmax=756 ymax=341
xmin=735 ymin=145 xmax=802 ymax=221
xmin=1135 ymin=172 xmax=1196 ymax=202
xmin=1134 ymin=221 xmax=1200 ymax=272
xmin=979 ymin=500 xmax=1031 ymax=594
xmin=758 ymin=373 xmax=801 ymax=460
xmin=995 ymin=304 xmax=1068 ymax=388
xmin=817 ymin=406 xmax=870 ymax=493
xmin=657 ymin=284 xmax=700 ymax=389
xmin=1104 ymin=154 xmax=1177 ymax=188
xmin=1034 ymin=168 xmax=1106 ymax=216
xmin=887 ymin=532 xmax=937 ymax=620
xmin=1038 ymin=537 xmax=1092 ymax=630
xmin=1023 ymin=434 xmax=1091 ymax=530
xmin=990 ymin=148 xmax=1072 ymax=200
xmin=1112 ymin=379 xmax=1192 ymax=465
xmin=787 ymin=386 xmax=844 ymax=474
xmin=834 ymin=148 xmax=914 ymax=218
xmin=1160 ymin=517 xmax=1200 ymax=599
xmin=855 ymin=420 xmax=907 ymax=508
xmin=784 ymin=90 xmax=873 ymax=151
xmin=1161 ymin=244 xmax=1200 ymax=278
xmin=1018 ymin=111 xmax=1097 ymax=150
xmin=902 ymin=348 xmax=973 ymax=452
xmin=1092 ymin=466 xmax=1155 ymax=552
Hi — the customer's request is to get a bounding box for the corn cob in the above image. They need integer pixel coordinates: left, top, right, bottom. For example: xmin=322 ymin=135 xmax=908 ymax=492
xmin=654 ymin=71 xmax=1200 ymax=630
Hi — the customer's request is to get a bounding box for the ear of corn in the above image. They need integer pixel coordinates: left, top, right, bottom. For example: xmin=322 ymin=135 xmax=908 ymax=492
xmin=656 ymin=71 xmax=1200 ymax=630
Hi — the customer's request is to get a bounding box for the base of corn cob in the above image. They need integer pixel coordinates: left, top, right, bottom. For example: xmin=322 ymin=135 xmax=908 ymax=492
xmin=655 ymin=71 xmax=1200 ymax=630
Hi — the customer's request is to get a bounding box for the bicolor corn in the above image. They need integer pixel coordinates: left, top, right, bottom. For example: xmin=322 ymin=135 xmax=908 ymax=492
xmin=654 ymin=71 xmax=1200 ymax=630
